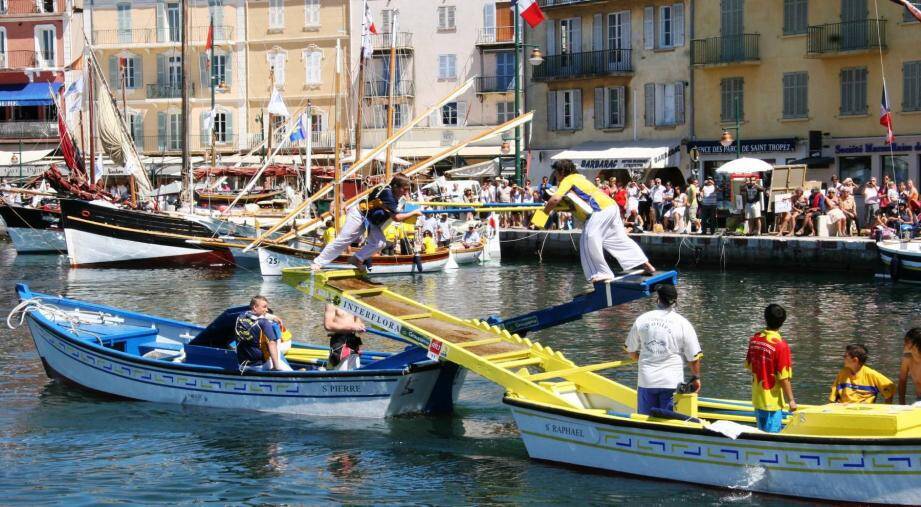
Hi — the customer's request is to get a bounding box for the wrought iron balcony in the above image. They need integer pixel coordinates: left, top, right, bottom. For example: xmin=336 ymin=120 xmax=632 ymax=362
xmin=476 ymin=76 xmax=515 ymax=94
xmin=807 ymin=19 xmax=886 ymax=56
xmin=364 ymin=80 xmax=414 ymax=97
xmin=0 ymin=121 xmax=59 ymax=139
xmin=0 ymin=0 xmax=60 ymax=15
xmin=147 ymin=83 xmax=195 ymax=99
xmin=691 ymin=34 xmax=760 ymax=66
xmin=92 ymin=25 xmax=234 ymax=45
xmin=532 ymin=49 xmax=632 ymax=81
xmin=476 ymin=26 xmax=514 ymax=45
xmin=369 ymin=32 xmax=413 ymax=51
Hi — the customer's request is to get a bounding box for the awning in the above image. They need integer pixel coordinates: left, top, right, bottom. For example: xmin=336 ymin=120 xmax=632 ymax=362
xmin=446 ymin=159 xmax=499 ymax=179
xmin=552 ymin=140 xmax=681 ymax=171
xmin=790 ymin=156 xmax=834 ymax=168
xmin=0 ymin=83 xmax=63 ymax=107
xmin=0 ymin=148 xmax=55 ymax=165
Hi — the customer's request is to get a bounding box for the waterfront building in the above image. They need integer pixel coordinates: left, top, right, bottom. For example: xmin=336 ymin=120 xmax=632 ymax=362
xmin=0 ymin=0 xmax=80 ymax=165
xmin=690 ymin=0 xmax=921 ymax=186
xmin=352 ymin=0 xmax=511 ymax=168
xmin=527 ymin=0 xmax=691 ymax=184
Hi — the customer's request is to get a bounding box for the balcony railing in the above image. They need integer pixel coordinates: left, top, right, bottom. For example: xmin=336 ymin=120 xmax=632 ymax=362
xmin=532 ymin=49 xmax=632 ymax=81
xmin=691 ymin=34 xmax=760 ymax=66
xmin=245 ymin=130 xmax=336 ymax=151
xmin=369 ymin=32 xmax=413 ymax=51
xmin=146 ymin=83 xmax=195 ymax=99
xmin=0 ymin=51 xmax=40 ymax=70
xmin=476 ymin=26 xmax=514 ymax=45
xmin=476 ymin=76 xmax=514 ymax=94
xmin=0 ymin=0 xmax=59 ymax=15
xmin=364 ymin=80 xmax=414 ymax=97
xmin=91 ymin=25 xmax=234 ymax=45
xmin=807 ymin=19 xmax=886 ymax=55
xmin=0 ymin=121 xmax=59 ymax=139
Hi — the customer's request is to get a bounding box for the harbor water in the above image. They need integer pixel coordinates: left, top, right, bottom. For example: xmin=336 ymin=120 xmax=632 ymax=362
xmin=1 ymin=241 xmax=918 ymax=505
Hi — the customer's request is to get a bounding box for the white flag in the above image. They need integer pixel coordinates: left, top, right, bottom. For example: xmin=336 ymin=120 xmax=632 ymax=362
xmin=65 ymin=76 xmax=84 ymax=115
xmin=94 ymin=154 xmax=105 ymax=183
xmin=267 ymin=88 xmax=289 ymax=117
xmin=203 ymin=108 xmax=216 ymax=132
xmin=361 ymin=0 xmax=378 ymax=59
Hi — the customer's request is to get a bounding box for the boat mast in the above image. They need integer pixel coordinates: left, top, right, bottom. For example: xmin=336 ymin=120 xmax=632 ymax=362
xmin=179 ymin=0 xmax=192 ymax=208
xmin=353 ymin=0 xmax=370 ymax=173
xmin=88 ymin=52 xmax=96 ymax=183
xmin=384 ymin=11 xmax=398 ymax=181
xmin=333 ymin=39 xmax=342 ymax=234
xmin=209 ymin=16 xmax=217 ymax=175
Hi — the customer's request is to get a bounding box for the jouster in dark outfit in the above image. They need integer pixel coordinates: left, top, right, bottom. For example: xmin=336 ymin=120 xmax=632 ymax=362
xmin=234 ymin=310 xmax=281 ymax=366
xmin=313 ymin=185 xmax=401 ymax=268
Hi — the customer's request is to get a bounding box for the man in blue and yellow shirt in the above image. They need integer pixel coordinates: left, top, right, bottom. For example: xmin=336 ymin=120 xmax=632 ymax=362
xmin=542 ymin=159 xmax=655 ymax=283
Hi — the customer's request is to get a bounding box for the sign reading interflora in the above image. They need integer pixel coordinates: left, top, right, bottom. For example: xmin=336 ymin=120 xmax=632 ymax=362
xmin=690 ymin=138 xmax=798 ymax=155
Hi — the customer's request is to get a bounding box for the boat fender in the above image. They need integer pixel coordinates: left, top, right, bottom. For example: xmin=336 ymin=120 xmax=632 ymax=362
xmin=890 ymin=253 xmax=901 ymax=282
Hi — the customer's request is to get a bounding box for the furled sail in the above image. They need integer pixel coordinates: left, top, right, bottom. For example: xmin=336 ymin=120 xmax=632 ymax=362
xmin=92 ymin=59 xmax=152 ymax=199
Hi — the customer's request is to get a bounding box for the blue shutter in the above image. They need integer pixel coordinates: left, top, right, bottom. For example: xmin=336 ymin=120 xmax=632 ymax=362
xmin=109 ymin=56 xmax=119 ymax=90
xmin=132 ymin=56 xmax=142 ymax=89
xmin=224 ymin=54 xmax=232 ymax=86
xmin=156 ymin=54 xmax=166 ymax=86
xmin=200 ymin=110 xmax=208 ymax=148
xmin=225 ymin=110 xmax=233 ymax=144
xmin=157 ymin=112 xmax=166 ymax=150
xmin=199 ymin=53 xmax=209 ymax=89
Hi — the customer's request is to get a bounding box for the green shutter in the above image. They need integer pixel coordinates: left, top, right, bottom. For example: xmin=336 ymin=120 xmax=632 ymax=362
xmin=109 ymin=56 xmax=119 ymax=90
xmin=223 ymin=54 xmax=232 ymax=86
xmin=225 ymin=110 xmax=233 ymax=144
xmin=157 ymin=112 xmax=167 ymax=151
xmin=199 ymin=53 xmax=209 ymax=89
xmin=156 ymin=54 xmax=165 ymax=86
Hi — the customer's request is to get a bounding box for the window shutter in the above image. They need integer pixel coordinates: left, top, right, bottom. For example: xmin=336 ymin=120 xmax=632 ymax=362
xmin=616 ymin=87 xmax=626 ymax=128
xmin=548 ymin=91 xmax=558 ymax=131
xmin=109 ymin=56 xmax=119 ymax=90
xmin=210 ymin=0 xmax=224 ymax=31
xmin=156 ymin=54 xmax=165 ymax=86
xmin=594 ymin=87 xmax=604 ymax=129
xmin=225 ymin=110 xmax=233 ymax=143
xmin=483 ymin=3 xmax=495 ymax=30
xmin=547 ymin=21 xmax=557 ymax=55
xmin=199 ymin=53 xmax=209 ymax=89
xmin=675 ymin=81 xmax=685 ymax=124
xmin=673 ymin=3 xmax=685 ymax=46
xmin=382 ymin=10 xmax=392 ymax=33
xmin=623 ymin=12 xmax=632 ymax=49
xmin=200 ymin=110 xmax=209 ymax=147
xmin=277 ymin=54 xmax=286 ymax=85
xmin=131 ymin=114 xmax=144 ymax=150
xmin=572 ymin=89 xmax=583 ymax=130
xmin=131 ymin=57 xmax=142 ymax=89
xmin=224 ymin=53 xmax=232 ymax=86
xmin=157 ymin=111 xmax=167 ymax=150
xmin=572 ymin=18 xmax=583 ymax=52
xmin=156 ymin=0 xmax=166 ymax=42
xmin=448 ymin=7 xmax=456 ymax=28
xmin=644 ymin=7 xmax=654 ymax=49
xmin=593 ymin=14 xmax=603 ymax=51
xmin=429 ymin=109 xmax=440 ymax=127
xmin=644 ymin=83 xmax=655 ymax=126
xmin=457 ymin=101 xmax=467 ymax=126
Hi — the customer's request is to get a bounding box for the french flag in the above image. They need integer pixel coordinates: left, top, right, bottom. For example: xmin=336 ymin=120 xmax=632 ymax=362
xmin=511 ymin=0 xmax=545 ymax=29
xmin=880 ymin=85 xmax=895 ymax=145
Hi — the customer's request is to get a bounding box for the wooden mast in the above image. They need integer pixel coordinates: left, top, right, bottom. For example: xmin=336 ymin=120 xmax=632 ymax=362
xmin=88 ymin=53 xmax=96 ymax=183
xmin=384 ymin=11 xmax=398 ymax=181
xmin=332 ymin=39 xmax=342 ymax=234
xmin=179 ymin=0 xmax=192 ymax=207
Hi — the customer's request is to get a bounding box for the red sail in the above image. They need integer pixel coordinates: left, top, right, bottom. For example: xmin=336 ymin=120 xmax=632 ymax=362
xmin=57 ymin=92 xmax=87 ymax=179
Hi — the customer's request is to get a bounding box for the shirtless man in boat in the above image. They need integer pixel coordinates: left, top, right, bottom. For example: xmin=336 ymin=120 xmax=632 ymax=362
xmin=898 ymin=328 xmax=921 ymax=405
xmin=324 ymin=304 xmax=366 ymax=370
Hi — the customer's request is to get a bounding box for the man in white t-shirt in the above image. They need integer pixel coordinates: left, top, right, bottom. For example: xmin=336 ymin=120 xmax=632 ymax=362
xmin=625 ymin=284 xmax=702 ymax=415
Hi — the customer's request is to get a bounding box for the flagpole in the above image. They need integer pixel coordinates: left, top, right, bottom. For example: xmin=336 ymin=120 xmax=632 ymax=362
xmin=88 ymin=58 xmax=96 ymax=184
xmin=513 ymin=0 xmax=522 ymax=186
xmin=305 ymin=99 xmax=313 ymax=206
xmin=384 ymin=11 xmax=398 ymax=181
xmin=354 ymin=0 xmax=370 ymax=171
xmin=180 ymin=0 xmax=192 ymax=208
xmin=209 ymin=16 xmax=216 ymax=172
xmin=333 ymin=39 xmax=343 ymax=234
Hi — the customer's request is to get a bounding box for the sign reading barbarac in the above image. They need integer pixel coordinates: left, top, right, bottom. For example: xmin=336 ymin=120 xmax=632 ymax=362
xmin=689 ymin=138 xmax=798 ymax=155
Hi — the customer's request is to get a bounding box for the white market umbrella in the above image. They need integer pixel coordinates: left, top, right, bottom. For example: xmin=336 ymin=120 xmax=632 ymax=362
xmin=715 ymin=157 xmax=774 ymax=175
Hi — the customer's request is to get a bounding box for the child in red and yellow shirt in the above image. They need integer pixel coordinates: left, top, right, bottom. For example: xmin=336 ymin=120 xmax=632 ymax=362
xmin=745 ymin=304 xmax=797 ymax=433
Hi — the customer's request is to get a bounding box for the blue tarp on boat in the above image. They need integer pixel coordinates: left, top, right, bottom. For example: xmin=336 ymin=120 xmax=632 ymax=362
xmin=0 ymin=82 xmax=63 ymax=107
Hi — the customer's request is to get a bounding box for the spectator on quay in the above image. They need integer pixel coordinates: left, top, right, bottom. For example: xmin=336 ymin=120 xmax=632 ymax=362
xmin=872 ymin=208 xmax=897 ymax=241
xmin=838 ymin=188 xmax=858 ymax=235
xmin=700 ymin=177 xmax=719 ymax=235
xmin=624 ymin=208 xmax=643 ymax=233
xmin=661 ymin=181 xmax=675 ymax=219
xmin=896 ymin=202 xmax=915 ymax=232
xmin=594 ymin=176 xmax=603 ymax=187
xmin=887 ymin=181 xmax=901 ymax=207
xmin=797 ymin=187 xmax=826 ymax=236
xmin=609 ymin=176 xmax=618 ymax=190
xmin=449 ymin=183 xmax=463 ymax=203
xmin=626 ymin=181 xmax=640 ymax=220
xmin=599 ymin=182 xmax=612 ymax=198
xmin=614 ymin=182 xmax=628 ymax=218
xmin=745 ymin=304 xmax=796 ymax=433
xmin=638 ymin=181 xmax=652 ymax=227
xmin=538 ymin=176 xmax=552 ymax=201
xmin=497 ymin=179 xmax=512 ymax=204
xmin=510 ymin=185 xmax=523 ymax=228
xmin=686 ymin=178 xmax=700 ymax=234
xmin=830 ymin=175 xmax=842 ymax=193
xmin=828 ymin=344 xmax=895 ymax=404
xmin=898 ymin=181 xmax=910 ymax=204
xmin=668 ymin=187 xmax=687 ymax=233
xmin=864 ymin=177 xmax=880 ymax=225
xmin=422 ymin=212 xmax=439 ymax=237
xmin=650 ymin=178 xmax=666 ymax=226
xmin=776 ymin=188 xmax=806 ymax=237
xmin=841 ymin=177 xmax=857 ymax=197
xmin=488 ymin=179 xmax=500 ymax=203
xmin=825 ymin=188 xmax=848 ymax=237
xmin=908 ymin=180 xmax=920 ymax=213
xmin=742 ymin=177 xmax=765 ymax=236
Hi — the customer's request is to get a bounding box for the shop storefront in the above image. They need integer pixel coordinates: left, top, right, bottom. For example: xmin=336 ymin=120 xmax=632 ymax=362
xmin=688 ymin=138 xmax=804 ymax=181
xmin=830 ymin=135 xmax=921 ymax=185
xmin=538 ymin=140 xmax=685 ymax=184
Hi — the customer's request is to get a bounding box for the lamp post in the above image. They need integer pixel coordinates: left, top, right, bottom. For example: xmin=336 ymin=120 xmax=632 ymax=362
xmin=513 ymin=2 xmax=543 ymax=186
xmin=720 ymin=96 xmax=742 ymax=159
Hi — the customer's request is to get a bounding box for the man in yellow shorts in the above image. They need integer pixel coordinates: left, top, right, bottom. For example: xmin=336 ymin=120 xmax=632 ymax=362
xmin=542 ymin=159 xmax=655 ymax=283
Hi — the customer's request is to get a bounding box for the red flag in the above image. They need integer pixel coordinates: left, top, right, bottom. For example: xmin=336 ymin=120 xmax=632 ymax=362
xmin=205 ymin=21 xmax=214 ymax=51
xmin=56 ymin=90 xmax=87 ymax=177
xmin=890 ymin=0 xmax=921 ymax=23
xmin=511 ymin=0 xmax=545 ymax=29
xmin=880 ymin=86 xmax=895 ymax=145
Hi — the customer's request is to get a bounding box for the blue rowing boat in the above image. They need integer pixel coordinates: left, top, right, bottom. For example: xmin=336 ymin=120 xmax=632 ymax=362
xmin=13 ymin=284 xmax=465 ymax=418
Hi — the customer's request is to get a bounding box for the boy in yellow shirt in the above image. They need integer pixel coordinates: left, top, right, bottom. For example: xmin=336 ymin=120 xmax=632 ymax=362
xmin=421 ymin=230 xmax=437 ymax=254
xmin=829 ymin=344 xmax=895 ymax=404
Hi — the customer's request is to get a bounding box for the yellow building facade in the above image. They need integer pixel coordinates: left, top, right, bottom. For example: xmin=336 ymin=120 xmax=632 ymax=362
xmin=691 ymin=0 xmax=921 ymax=185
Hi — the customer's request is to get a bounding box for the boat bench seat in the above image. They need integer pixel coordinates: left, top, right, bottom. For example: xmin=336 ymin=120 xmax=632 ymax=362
xmin=62 ymin=322 xmax=159 ymax=345
xmin=183 ymin=344 xmax=240 ymax=371
xmin=137 ymin=340 xmax=184 ymax=356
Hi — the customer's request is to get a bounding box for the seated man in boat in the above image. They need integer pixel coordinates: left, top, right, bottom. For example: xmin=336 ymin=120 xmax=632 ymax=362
xmin=898 ymin=328 xmax=921 ymax=405
xmin=324 ymin=304 xmax=365 ymax=370
xmin=625 ymin=284 xmax=702 ymax=416
xmin=829 ymin=344 xmax=894 ymax=404
xmin=745 ymin=304 xmax=796 ymax=433
xmin=462 ymin=224 xmax=481 ymax=248
xmin=311 ymin=174 xmax=423 ymax=273
xmin=542 ymin=160 xmax=655 ymax=283
xmin=235 ymin=296 xmax=293 ymax=371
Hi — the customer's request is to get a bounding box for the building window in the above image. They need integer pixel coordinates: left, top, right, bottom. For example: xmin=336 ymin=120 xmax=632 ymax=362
xmin=497 ymin=101 xmax=515 ymax=123
xmin=305 ymin=49 xmax=322 ymax=84
xmin=904 ymin=61 xmax=921 ymax=111
xmin=0 ymin=28 xmax=8 ymax=68
xmin=437 ymin=6 xmax=456 ymax=31
xmin=903 ymin=1 xmax=921 ymax=22
xmin=310 ymin=113 xmax=324 ymax=133
xmin=438 ymin=54 xmax=456 ymax=80
xmin=214 ymin=112 xmax=228 ymax=143
xmin=559 ymin=18 xmax=579 ymax=54
xmin=782 ymin=72 xmax=808 ymax=118
xmin=720 ymin=77 xmax=744 ymax=122
xmin=644 ymin=82 xmax=684 ymax=127
xmin=117 ymin=3 xmax=132 ymax=43
xmin=594 ymin=86 xmax=625 ymax=129
xmin=268 ymin=51 xmax=286 ymax=86
xmin=167 ymin=55 xmax=182 ymax=87
xmin=644 ymin=3 xmax=684 ymax=50
xmin=442 ymin=102 xmax=458 ymax=126
xmin=128 ymin=112 xmax=143 ymax=148
xmin=269 ymin=0 xmax=285 ymax=29
xmin=882 ymin=155 xmax=910 ymax=183
xmin=548 ymin=89 xmax=582 ymax=131
xmin=122 ymin=57 xmax=138 ymax=88
xmin=840 ymin=67 xmax=867 ymax=116
xmin=838 ymin=156 xmax=871 ymax=185
xmin=166 ymin=3 xmax=181 ymax=42
xmin=168 ymin=112 xmax=182 ymax=150
xmin=304 ymin=0 xmax=320 ymax=26
xmin=783 ymin=0 xmax=808 ymax=35
xmin=35 ymin=25 xmax=56 ymax=67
